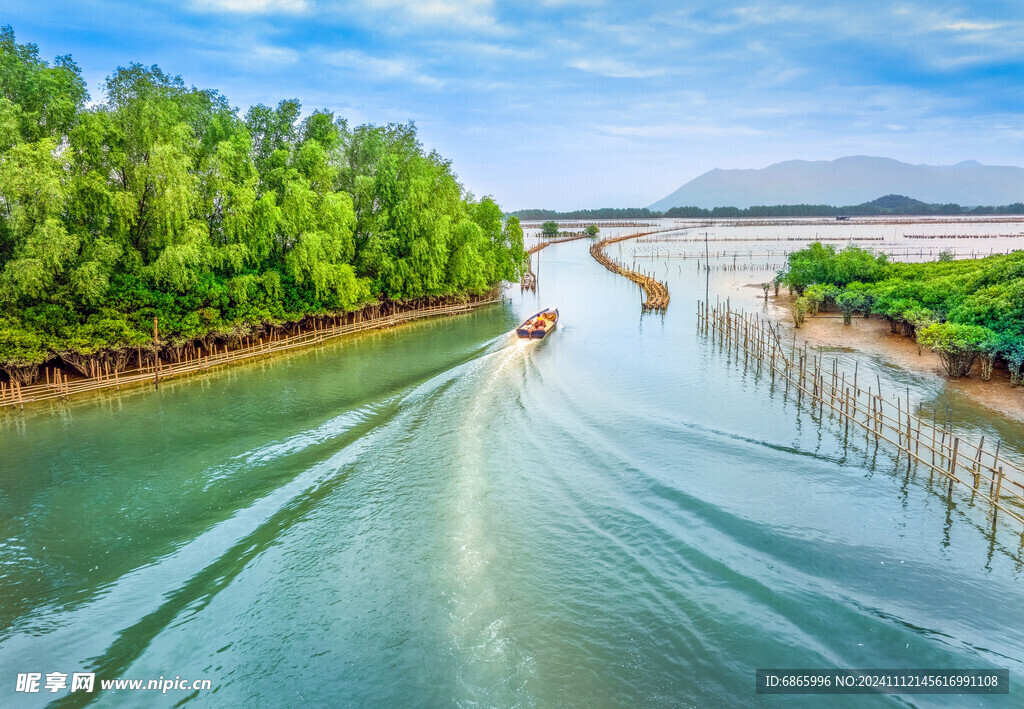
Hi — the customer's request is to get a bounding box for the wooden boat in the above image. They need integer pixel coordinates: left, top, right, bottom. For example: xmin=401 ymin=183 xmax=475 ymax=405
xmin=516 ymin=308 xmax=559 ymax=339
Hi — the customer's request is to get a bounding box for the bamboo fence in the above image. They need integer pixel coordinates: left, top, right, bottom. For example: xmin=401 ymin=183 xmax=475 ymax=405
xmin=590 ymin=230 xmax=671 ymax=311
xmin=522 ymin=221 xmax=659 ymax=229
xmin=521 ymin=232 xmax=596 ymax=290
xmin=633 ymin=246 xmax=1021 ymax=262
xmin=697 ymin=299 xmax=1024 ymax=529
xmin=1 ymin=296 xmax=501 ymax=410
xmin=527 ymin=232 xmax=593 ymax=254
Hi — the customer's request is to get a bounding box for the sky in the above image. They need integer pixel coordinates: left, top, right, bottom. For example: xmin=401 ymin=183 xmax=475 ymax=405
xmin=4 ymin=0 xmax=1024 ymax=210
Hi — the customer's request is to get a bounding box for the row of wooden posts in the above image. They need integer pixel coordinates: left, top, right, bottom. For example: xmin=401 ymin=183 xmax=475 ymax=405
xmin=527 ymin=232 xmax=593 ymax=254
xmin=590 ymin=230 xmax=671 ymax=311
xmin=0 ymin=295 xmax=502 ymax=410
xmin=523 ymin=221 xmax=658 ymax=229
xmin=697 ymin=298 xmax=1024 ymax=530
xmin=632 ymin=259 xmax=785 ymax=274
xmin=638 ymin=234 xmax=885 ymax=244
xmin=644 ymin=216 xmax=1024 ymax=230
xmin=634 ymin=247 xmax=1020 ymax=261
xmin=520 ymin=260 xmax=537 ymax=291
xmin=520 ymin=231 xmax=597 ymax=290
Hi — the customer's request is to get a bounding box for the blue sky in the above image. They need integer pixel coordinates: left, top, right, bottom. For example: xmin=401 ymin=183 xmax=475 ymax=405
xmin=5 ymin=0 xmax=1024 ymax=210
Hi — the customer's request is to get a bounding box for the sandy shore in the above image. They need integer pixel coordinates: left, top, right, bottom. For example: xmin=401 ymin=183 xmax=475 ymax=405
xmin=750 ymin=289 xmax=1024 ymax=421
xmin=708 ymin=273 xmax=1023 ymax=420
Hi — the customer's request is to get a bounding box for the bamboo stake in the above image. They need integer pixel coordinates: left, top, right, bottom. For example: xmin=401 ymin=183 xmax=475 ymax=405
xmin=949 ymin=437 xmax=960 ymax=493
xmin=991 ymin=440 xmax=1002 ymax=496
xmin=153 ymin=317 xmax=160 ymax=390
xmin=697 ymin=301 xmax=1024 ymax=528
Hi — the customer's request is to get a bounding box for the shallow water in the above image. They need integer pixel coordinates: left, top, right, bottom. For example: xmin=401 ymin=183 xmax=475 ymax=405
xmin=2 ymin=240 xmax=1023 ymax=707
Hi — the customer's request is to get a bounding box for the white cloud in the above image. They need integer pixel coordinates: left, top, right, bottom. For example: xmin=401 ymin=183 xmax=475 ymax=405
xmin=191 ymin=37 xmax=301 ymax=72
xmin=727 ymin=4 xmax=804 ymax=26
xmin=362 ymin=0 xmax=498 ymax=30
xmin=322 ymin=49 xmax=444 ymax=87
xmin=539 ymin=0 xmax=602 ymax=6
xmin=596 ymin=123 xmax=762 ymax=138
xmin=993 ymin=127 xmax=1024 ymax=142
xmin=569 ymin=58 xmax=665 ymax=79
xmin=940 ymin=21 xmax=1003 ymax=32
xmin=191 ymin=0 xmax=309 ymax=13
xmin=246 ymin=44 xmax=300 ymax=65
xmin=440 ymin=40 xmax=539 ymax=61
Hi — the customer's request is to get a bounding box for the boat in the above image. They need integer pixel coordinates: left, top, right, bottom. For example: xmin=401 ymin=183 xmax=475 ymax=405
xmin=516 ymin=308 xmax=559 ymax=339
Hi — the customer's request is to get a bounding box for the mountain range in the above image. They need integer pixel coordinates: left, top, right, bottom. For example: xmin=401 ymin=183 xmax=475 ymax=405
xmin=649 ymin=156 xmax=1024 ymax=211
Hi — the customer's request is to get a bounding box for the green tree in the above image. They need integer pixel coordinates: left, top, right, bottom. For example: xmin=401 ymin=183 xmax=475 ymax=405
xmin=791 ymin=296 xmax=808 ymax=328
xmin=0 ymin=316 xmax=47 ymax=383
xmin=803 ymin=284 xmax=826 ymax=315
xmin=917 ymin=323 xmax=997 ymax=378
xmin=836 ymin=290 xmax=865 ymax=325
xmin=0 ymin=31 xmax=528 ymax=385
xmin=999 ymin=333 xmax=1024 ymax=386
xmin=779 ymin=242 xmax=833 ymax=293
xmin=778 ymin=242 xmax=887 ymax=293
xmin=541 ymin=221 xmax=559 ymax=237
xmin=0 ymin=26 xmax=88 ymax=142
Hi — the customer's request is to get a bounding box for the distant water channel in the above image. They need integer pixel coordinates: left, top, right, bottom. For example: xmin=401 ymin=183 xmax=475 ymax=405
xmin=2 ymin=239 xmax=1023 ymax=707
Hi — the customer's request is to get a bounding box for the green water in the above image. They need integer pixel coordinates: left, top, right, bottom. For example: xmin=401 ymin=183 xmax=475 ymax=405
xmin=2 ymin=242 xmax=1023 ymax=707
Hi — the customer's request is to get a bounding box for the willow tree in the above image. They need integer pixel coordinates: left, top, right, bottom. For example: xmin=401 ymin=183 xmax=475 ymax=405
xmin=0 ymin=25 xmax=87 ymax=143
xmin=0 ymin=29 xmax=91 ymax=381
xmin=0 ymin=27 xmax=528 ymax=385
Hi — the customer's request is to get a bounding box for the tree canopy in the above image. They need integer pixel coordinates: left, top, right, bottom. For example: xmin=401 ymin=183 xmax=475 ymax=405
xmin=777 ymin=242 xmax=1024 ymax=383
xmin=0 ymin=27 xmax=526 ymax=383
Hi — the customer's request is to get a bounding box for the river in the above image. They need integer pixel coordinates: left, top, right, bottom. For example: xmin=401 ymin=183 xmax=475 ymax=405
xmin=2 ymin=239 xmax=1023 ymax=707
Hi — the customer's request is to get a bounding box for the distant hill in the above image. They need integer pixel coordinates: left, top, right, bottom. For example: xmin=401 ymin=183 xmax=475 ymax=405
xmin=649 ymin=156 xmax=1024 ymax=211
xmin=660 ymin=194 xmax=1024 ymax=218
xmin=510 ymin=195 xmax=1024 ymax=221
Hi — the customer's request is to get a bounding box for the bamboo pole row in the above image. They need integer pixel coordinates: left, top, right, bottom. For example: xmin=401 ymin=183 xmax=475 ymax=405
xmin=0 ymin=295 xmax=501 ymax=410
xmin=632 ymin=246 xmax=1016 ymax=260
xmin=659 ymin=260 xmax=786 ymax=273
xmin=636 ymin=216 xmax=1024 ymax=234
xmin=527 ymin=232 xmax=593 ymax=254
xmin=522 ymin=232 xmax=594 ymax=290
xmin=590 ymin=229 xmax=672 ymax=311
xmin=696 ymin=299 xmax=1024 ymax=529
xmin=522 ymin=221 xmax=659 ymax=229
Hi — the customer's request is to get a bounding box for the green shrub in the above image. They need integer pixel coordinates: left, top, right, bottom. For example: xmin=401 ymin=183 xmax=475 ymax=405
xmin=917 ymin=323 xmax=997 ymax=377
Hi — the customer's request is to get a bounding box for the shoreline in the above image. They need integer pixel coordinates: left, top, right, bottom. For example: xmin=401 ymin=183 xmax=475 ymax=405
xmin=753 ymin=288 xmax=1024 ymax=421
xmin=0 ymin=294 xmax=504 ymax=411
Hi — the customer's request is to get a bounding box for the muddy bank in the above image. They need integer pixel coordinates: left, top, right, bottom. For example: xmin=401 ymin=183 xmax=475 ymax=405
xmin=749 ymin=289 xmax=1024 ymax=420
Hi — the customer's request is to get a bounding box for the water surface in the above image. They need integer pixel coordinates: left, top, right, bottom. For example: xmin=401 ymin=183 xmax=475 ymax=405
xmin=2 ymin=240 xmax=1023 ymax=707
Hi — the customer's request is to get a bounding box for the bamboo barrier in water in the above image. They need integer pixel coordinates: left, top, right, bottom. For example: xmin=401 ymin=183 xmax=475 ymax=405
xmin=0 ymin=295 xmax=501 ymax=410
xmin=522 ymin=221 xmax=659 ymax=229
xmin=527 ymin=232 xmax=593 ymax=254
xmin=697 ymin=299 xmax=1024 ymax=530
xmin=590 ymin=230 xmax=671 ymax=311
xmin=521 ymin=233 xmax=593 ymax=290
xmin=634 ymin=246 xmax=1020 ymax=261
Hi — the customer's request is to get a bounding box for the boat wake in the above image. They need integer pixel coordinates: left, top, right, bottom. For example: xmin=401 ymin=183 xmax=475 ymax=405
xmin=441 ymin=334 xmax=537 ymax=705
